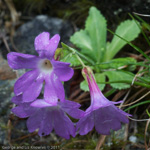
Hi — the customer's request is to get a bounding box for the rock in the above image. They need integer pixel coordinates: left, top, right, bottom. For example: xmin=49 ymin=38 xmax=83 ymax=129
xmin=0 ymin=68 xmax=26 ymax=145
xmin=0 ymin=54 xmax=16 ymax=80
xmin=0 ymin=79 xmax=15 ymax=145
xmin=13 ymin=15 xmax=74 ymax=54
xmin=129 ymin=135 xmax=137 ymax=143
xmin=0 ymin=79 xmax=16 ymax=117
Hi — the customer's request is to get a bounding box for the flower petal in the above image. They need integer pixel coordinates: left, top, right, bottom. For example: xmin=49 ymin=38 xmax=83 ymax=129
xmin=94 ymin=106 xmax=127 ymax=135
xmin=113 ymin=106 xmax=130 ymax=123
xmin=11 ymin=95 xmax=22 ymax=105
xmin=12 ymin=103 xmax=36 ymax=118
xmin=38 ymin=109 xmax=53 ymax=136
xmin=76 ymin=112 xmax=94 ymax=135
xmin=34 ymin=32 xmax=50 ymax=52
xmin=14 ymin=69 xmax=39 ymax=95
xmin=111 ymin=100 xmax=123 ymax=105
xmin=31 ymin=99 xmax=55 ymax=108
xmin=63 ymin=107 xmax=84 ymax=119
xmin=7 ymin=52 xmax=40 ymax=69
xmin=59 ymin=101 xmax=84 ymax=119
xmin=52 ymin=60 xmax=74 ymax=81
xmin=44 ymin=73 xmax=58 ymax=104
xmin=27 ymin=109 xmax=42 ymax=133
xmin=59 ymin=100 xmax=81 ymax=108
xmin=34 ymin=32 xmax=60 ymax=58
xmin=94 ymin=108 xmax=112 ymax=135
xmin=52 ymin=74 xmax=65 ymax=102
xmin=22 ymin=74 xmax=44 ymax=102
xmin=48 ymin=34 xmax=60 ymax=57
xmin=53 ymin=108 xmax=75 ymax=139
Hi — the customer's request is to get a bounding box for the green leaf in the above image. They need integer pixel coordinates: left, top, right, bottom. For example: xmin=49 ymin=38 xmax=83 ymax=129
xmin=85 ymin=6 xmax=107 ymax=63
xmin=104 ymin=88 xmax=117 ymax=97
xmin=107 ymin=29 xmax=150 ymax=61
xmin=80 ymin=80 xmax=89 ymax=92
xmin=95 ymin=73 xmax=106 ymax=91
xmin=80 ymin=73 xmax=105 ymax=92
xmin=109 ymin=57 xmax=136 ymax=71
xmin=125 ymin=100 xmax=150 ymax=112
xmin=129 ymin=13 xmax=150 ymax=48
xmin=104 ymin=70 xmax=134 ymax=89
xmin=138 ymin=75 xmax=150 ymax=84
xmin=60 ymin=49 xmax=83 ymax=66
xmin=105 ymin=20 xmax=141 ymax=61
xmin=61 ymin=42 xmax=95 ymax=66
xmin=146 ymin=109 xmax=150 ymax=118
xmin=70 ymin=30 xmax=96 ymax=60
xmin=70 ymin=30 xmax=92 ymax=51
xmin=134 ymin=14 xmax=150 ymax=31
xmin=96 ymin=57 xmax=137 ymax=71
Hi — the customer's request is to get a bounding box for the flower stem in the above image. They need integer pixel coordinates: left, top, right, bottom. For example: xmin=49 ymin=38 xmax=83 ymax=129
xmin=96 ymin=135 xmax=106 ymax=150
xmin=61 ymin=42 xmax=95 ymax=66
xmin=75 ymin=53 xmax=86 ymax=67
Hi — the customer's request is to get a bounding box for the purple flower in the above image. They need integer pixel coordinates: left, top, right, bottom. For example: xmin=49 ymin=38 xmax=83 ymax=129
xmin=8 ymin=32 xmax=85 ymax=139
xmin=7 ymin=32 xmax=73 ymax=103
xmin=76 ymin=67 xmax=131 ymax=135
xmin=12 ymin=95 xmax=84 ymax=139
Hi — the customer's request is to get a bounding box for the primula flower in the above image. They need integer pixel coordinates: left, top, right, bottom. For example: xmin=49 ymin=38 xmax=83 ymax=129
xmin=11 ymin=95 xmax=84 ymax=139
xmin=7 ymin=32 xmax=73 ymax=102
xmin=76 ymin=67 xmax=131 ymax=135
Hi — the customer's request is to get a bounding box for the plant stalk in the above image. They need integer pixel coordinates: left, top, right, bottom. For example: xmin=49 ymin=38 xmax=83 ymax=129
xmin=61 ymin=42 xmax=95 ymax=66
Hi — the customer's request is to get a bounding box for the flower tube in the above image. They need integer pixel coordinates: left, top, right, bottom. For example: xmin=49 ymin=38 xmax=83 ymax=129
xmin=76 ymin=67 xmax=131 ymax=135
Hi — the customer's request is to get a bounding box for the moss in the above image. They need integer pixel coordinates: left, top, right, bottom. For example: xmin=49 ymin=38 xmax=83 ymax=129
xmin=103 ymin=140 xmax=125 ymax=150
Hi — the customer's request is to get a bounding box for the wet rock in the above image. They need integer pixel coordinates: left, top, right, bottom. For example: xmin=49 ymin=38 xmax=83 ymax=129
xmin=13 ymin=15 xmax=74 ymax=54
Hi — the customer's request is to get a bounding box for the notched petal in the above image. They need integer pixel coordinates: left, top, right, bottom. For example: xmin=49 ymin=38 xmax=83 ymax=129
xmin=7 ymin=52 xmax=40 ymax=69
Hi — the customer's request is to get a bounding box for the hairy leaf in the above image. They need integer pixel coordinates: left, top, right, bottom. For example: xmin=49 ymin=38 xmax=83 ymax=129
xmin=105 ymin=20 xmax=141 ymax=61
xmin=61 ymin=49 xmax=84 ymax=66
xmin=85 ymin=6 xmax=107 ymax=62
xmin=70 ymin=30 xmax=96 ymax=60
xmin=104 ymin=70 xmax=134 ymax=89
xmin=96 ymin=57 xmax=137 ymax=71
